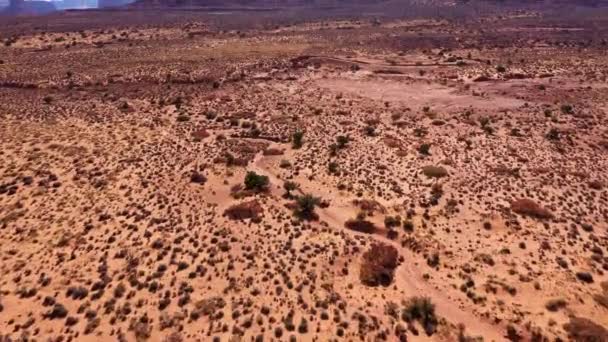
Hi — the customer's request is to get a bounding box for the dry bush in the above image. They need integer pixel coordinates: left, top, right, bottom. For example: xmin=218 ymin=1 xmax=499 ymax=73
xmin=223 ymin=200 xmax=263 ymax=221
xmin=510 ymin=199 xmax=553 ymax=219
xmin=360 ymin=243 xmax=399 ymax=287
xmin=545 ymin=298 xmax=567 ymax=312
xmin=402 ymin=297 xmax=438 ymax=336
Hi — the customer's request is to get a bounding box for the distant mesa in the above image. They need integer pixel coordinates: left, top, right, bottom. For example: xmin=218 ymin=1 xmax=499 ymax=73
xmin=2 ymin=0 xmax=56 ymax=15
xmin=98 ymin=0 xmax=134 ymax=8
xmin=130 ymin=0 xmax=392 ymax=8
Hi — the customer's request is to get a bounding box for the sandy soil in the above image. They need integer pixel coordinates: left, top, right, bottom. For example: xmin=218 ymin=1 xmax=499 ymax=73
xmin=1 ymin=7 xmax=608 ymax=342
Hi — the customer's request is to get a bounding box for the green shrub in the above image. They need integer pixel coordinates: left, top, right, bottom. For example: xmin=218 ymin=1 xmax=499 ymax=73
xmin=402 ymin=297 xmax=438 ymax=336
xmin=244 ymin=171 xmax=269 ymax=191
xmin=294 ymin=194 xmax=321 ymax=220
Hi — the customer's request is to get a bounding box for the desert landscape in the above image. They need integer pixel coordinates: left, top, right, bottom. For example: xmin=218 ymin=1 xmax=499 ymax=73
xmin=0 ymin=1 xmax=607 ymax=341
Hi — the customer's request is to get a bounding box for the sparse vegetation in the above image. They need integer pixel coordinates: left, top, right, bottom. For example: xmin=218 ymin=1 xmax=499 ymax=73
xmin=293 ymin=194 xmax=321 ymax=220
xmin=0 ymin=9 xmax=605 ymax=342
xmin=244 ymin=171 xmax=269 ymax=192
xmin=402 ymin=297 xmax=438 ymax=336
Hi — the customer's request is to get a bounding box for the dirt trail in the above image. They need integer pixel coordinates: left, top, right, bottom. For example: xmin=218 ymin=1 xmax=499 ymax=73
xmin=298 ymin=55 xmax=475 ymax=68
xmin=251 ymin=150 xmax=506 ymax=341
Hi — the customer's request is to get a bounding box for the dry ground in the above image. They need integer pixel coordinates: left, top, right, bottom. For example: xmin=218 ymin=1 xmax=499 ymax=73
xmin=1 ymin=6 xmax=608 ymax=342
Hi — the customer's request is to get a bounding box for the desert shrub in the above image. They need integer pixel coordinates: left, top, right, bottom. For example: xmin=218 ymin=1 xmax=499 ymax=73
xmin=225 ymin=152 xmax=236 ymax=166
xmin=328 ymin=161 xmax=339 ymax=174
xmin=479 ymin=117 xmax=490 ymax=127
xmin=190 ymin=172 xmax=207 ymax=184
xmin=510 ymin=199 xmax=552 ymax=219
xmin=545 ymin=298 xmax=567 ymax=312
xmin=418 ymin=143 xmax=431 ymax=155
xmin=402 ymin=297 xmax=438 ymax=336
xmin=244 ymin=171 xmax=269 ymax=192
xmin=294 ymin=194 xmax=321 ymax=220
xmin=561 ymin=104 xmax=574 ymax=114
xmin=292 ymin=130 xmax=304 ymax=149
xmin=336 ymin=135 xmax=350 ymax=149
xmin=360 ymin=243 xmax=399 ymax=287
xmin=283 ymin=181 xmax=298 ymax=197
xmin=422 ymin=166 xmax=448 ymax=178
xmin=427 ymin=253 xmax=440 ymax=268
xmin=250 ymin=128 xmax=261 ymax=137
xmin=403 ymin=220 xmax=414 ymax=232
xmin=205 ymin=111 xmax=217 ymax=120
xmin=364 ymin=125 xmax=376 ymax=136
xmin=496 ymin=65 xmax=506 ymax=73
xmin=509 ymin=128 xmax=522 ymax=137
xmin=546 ymin=128 xmax=560 ymax=141
xmin=384 ymin=215 xmax=401 ymax=228
xmin=329 ymin=143 xmax=338 ymax=156
xmin=279 ymin=159 xmax=291 ymax=168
